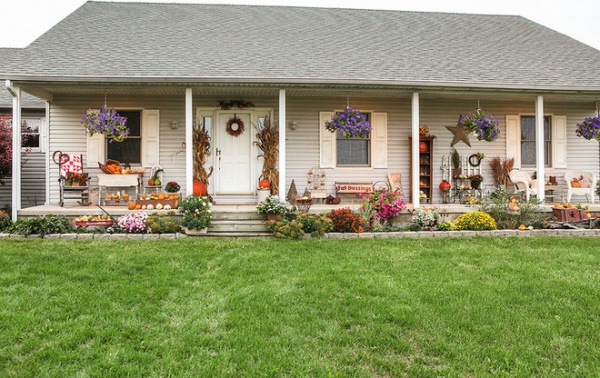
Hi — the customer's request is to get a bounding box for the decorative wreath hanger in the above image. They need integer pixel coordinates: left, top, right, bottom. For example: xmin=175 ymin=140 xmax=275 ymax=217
xmin=226 ymin=115 xmax=245 ymax=137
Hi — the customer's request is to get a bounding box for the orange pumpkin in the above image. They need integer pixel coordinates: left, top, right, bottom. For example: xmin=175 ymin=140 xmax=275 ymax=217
xmin=135 ymin=204 xmax=142 ymax=210
xmin=158 ymin=193 xmax=166 ymax=200
xmin=148 ymin=178 xmax=155 ymax=186
xmin=193 ymin=181 xmax=207 ymax=196
xmin=128 ymin=200 xmax=137 ymax=210
xmin=259 ymin=179 xmax=270 ymax=189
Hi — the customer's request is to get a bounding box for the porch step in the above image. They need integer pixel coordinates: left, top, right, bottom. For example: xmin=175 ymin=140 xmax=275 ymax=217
xmin=204 ymin=211 xmax=271 ymax=236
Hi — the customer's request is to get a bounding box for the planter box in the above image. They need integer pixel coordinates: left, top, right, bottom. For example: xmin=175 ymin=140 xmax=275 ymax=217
xmin=552 ymin=208 xmax=589 ymax=222
xmin=75 ymin=220 xmax=113 ymax=227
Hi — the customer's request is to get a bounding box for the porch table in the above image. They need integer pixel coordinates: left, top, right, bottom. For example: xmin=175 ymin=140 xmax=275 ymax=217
xmin=97 ymin=173 xmax=141 ymax=205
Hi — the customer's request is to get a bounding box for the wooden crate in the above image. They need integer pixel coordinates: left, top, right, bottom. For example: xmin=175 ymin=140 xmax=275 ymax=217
xmin=552 ymin=208 xmax=589 ymax=222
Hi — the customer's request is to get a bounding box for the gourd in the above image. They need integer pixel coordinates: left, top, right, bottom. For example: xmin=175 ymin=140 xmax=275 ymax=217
xmin=128 ymin=200 xmax=137 ymax=210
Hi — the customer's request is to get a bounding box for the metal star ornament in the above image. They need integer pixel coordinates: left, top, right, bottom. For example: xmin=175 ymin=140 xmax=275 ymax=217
xmin=445 ymin=125 xmax=472 ymax=147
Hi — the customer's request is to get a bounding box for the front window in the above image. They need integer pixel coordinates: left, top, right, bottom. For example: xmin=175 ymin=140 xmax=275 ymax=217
xmin=521 ymin=116 xmax=551 ymax=166
xmin=336 ymin=113 xmax=371 ymax=166
xmin=21 ymin=118 xmax=41 ymax=148
xmin=106 ymin=110 xmax=141 ymax=164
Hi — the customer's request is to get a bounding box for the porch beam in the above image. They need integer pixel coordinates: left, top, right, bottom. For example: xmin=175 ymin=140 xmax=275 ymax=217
xmin=6 ymin=81 xmax=22 ymax=222
xmin=535 ymin=96 xmax=545 ymax=201
xmin=185 ymin=88 xmax=193 ymax=197
xmin=278 ymin=89 xmax=286 ymax=198
xmin=411 ymin=92 xmax=420 ymax=208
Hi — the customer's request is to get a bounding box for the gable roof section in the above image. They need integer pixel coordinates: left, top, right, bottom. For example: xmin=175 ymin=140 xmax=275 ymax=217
xmin=2 ymin=1 xmax=600 ymax=91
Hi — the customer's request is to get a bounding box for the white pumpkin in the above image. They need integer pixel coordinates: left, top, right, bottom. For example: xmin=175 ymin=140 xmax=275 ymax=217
xmin=156 ymin=203 xmax=163 ymax=210
xmin=147 ymin=204 xmax=154 ymax=210
xmin=164 ymin=205 xmax=172 ymax=210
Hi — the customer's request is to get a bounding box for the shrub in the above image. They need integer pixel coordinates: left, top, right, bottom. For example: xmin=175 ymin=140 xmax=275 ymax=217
xmin=360 ymin=189 xmax=406 ymax=226
xmin=411 ymin=208 xmax=439 ymax=230
xmin=0 ymin=209 xmax=11 ymax=232
xmin=179 ymin=195 xmax=211 ymax=230
xmin=256 ymin=195 xmax=289 ymax=215
xmin=296 ymin=213 xmax=333 ymax=238
xmin=117 ymin=212 xmax=148 ymax=233
xmin=8 ymin=214 xmax=76 ymax=236
xmin=453 ymin=211 xmax=497 ymax=231
xmin=145 ymin=212 xmax=180 ymax=234
xmin=482 ymin=188 xmax=548 ymax=229
xmin=265 ymin=218 xmax=304 ymax=239
xmin=327 ymin=207 xmax=364 ymax=233
xmin=436 ymin=220 xmax=454 ymax=231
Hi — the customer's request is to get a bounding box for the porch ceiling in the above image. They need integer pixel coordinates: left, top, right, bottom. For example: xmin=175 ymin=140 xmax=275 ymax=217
xmin=17 ymin=81 xmax=600 ymax=104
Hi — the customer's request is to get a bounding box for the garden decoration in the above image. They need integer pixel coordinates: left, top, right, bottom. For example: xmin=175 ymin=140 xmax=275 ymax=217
xmin=445 ymin=124 xmax=473 ymax=147
xmin=575 ymin=112 xmax=600 ymax=141
xmin=193 ymin=122 xmax=213 ymax=202
xmin=257 ymin=195 xmax=289 ymax=221
xmin=226 ymin=115 xmax=245 ymax=137
xmin=219 ymin=99 xmax=255 ymax=110
xmin=458 ymin=108 xmax=500 ymax=143
xmin=468 ymin=152 xmax=485 ymax=167
xmin=81 ymin=104 xmax=129 ymax=142
xmin=325 ymin=106 xmax=372 ymax=138
xmin=255 ymin=116 xmax=279 ymax=195
xmin=469 ymin=174 xmax=484 ymax=189
xmin=307 ymin=166 xmax=326 ymax=190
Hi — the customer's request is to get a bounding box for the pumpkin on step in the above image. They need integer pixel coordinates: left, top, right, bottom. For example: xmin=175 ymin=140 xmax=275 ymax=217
xmin=259 ymin=179 xmax=270 ymax=189
xmin=128 ymin=200 xmax=137 ymax=210
xmin=193 ymin=181 xmax=207 ymax=196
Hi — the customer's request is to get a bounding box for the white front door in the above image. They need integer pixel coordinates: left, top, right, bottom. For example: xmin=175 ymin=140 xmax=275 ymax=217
xmin=215 ymin=111 xmax=253 ymax=194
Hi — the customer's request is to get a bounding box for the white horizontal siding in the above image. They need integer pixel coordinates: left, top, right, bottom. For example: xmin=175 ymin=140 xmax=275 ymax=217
xmin=0 ymin=152 xmax=46 ymax=208
xmin=44 ymin=94 xmax=599 ymax=206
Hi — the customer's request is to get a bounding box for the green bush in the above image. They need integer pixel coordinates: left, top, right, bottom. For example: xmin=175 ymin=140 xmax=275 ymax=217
xmin=8 ymin=215 xmax=76 ymax=236
xmin=453 ymin=211 xmax=497 ymax=231
xmin=265 ymin=218 xmax=304 ymax=239
xmin=482 ymin=188 xmax=549 ymax=229
xmin=296 ymin=213 xmax=333 ymax=238
xmin=436 ymin=220 xmax=454 ymax=231
xmin=145 ymin=212 xmax=181 ymax=234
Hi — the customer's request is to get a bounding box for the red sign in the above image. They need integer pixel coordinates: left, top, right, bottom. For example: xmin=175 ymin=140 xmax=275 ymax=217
xmin=335 ymin=183 xmax=374 ymax=194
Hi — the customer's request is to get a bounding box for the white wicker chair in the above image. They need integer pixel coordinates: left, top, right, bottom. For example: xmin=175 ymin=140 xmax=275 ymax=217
xmin=508 ymin=170 xmax=537 ymax=201
xmin=565 ymin=170 xmax=596 ymax=203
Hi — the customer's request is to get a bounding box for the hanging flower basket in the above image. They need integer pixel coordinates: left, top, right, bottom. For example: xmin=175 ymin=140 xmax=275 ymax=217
xmin=458 ymin=108 xmax=500 ymax=142
xmin=575 ymin=116 xmax=600 ymax=141
xmin=325 ymin=107 xmax=372 ymax=138
xmin=81 ymin=105 xmax=129 ymax=143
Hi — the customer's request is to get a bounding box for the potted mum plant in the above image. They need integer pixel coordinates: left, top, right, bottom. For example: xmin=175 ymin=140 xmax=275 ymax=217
xmin=81 ymin=105 xmax=129 ymax=142
xmin=458 ymin=108 xmax=500 ymax=142
xmin=469 ymin=174 xmax=484 ymax=189
xmin=575 ymin=115 xmax=600 ymax=140
xmin=179 ymin=195 xmax=211 ymax=234
xmin=164 ymin=181 xmax=181 ymax=193
xmin=257 ymin=195 xmax=289 ymax=221
xmin=325 ymin=106 xmax=372 ymax=138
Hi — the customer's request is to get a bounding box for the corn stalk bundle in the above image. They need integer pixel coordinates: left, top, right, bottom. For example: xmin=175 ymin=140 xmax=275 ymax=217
xmin=255 ymin=116 xmax=279 ymax=195
xmin=193 ymin=126 xmax=213 ymax=200
xmin=488 ymin=156 xmax=514 ymax=188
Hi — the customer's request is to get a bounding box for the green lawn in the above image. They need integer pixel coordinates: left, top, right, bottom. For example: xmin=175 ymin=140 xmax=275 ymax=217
xmin=1 ymin=237 xmax=599 ymax=377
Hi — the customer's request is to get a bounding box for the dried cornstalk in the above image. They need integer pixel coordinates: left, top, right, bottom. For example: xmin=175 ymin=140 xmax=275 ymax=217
xmin=193 ymin=126 xmax=213 ymax=201
xmin=489 ymin=156 xmax=515 ymax=188
xmin=255 ymin=116 xmax=279 ymax=195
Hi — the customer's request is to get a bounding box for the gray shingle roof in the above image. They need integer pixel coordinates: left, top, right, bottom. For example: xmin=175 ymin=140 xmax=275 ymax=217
xmin=2 ymin=1 xmax=600 ymax=90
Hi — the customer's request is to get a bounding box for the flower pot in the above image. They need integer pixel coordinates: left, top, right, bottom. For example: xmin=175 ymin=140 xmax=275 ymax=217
xmin=266 ymin=213 xmax=281 ymax=221
xmin=471 ymin=181 xmax=481 ymax=189
xmin=257 ymin=188 xmax=270 ymax=204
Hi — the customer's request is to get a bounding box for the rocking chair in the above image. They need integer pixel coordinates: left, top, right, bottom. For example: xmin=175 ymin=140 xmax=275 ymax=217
xmin=53 ymin=151 xmax=92 ymax=207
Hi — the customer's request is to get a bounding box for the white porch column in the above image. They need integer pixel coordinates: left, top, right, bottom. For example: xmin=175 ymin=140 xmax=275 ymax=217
xmin=7 ymin=82 xmax=22 ymax=222
xmin=278 ymin=89 xmax=286 ymax=197
xmin=185 ymin=88 xmax=194 ymax=197
xmin=535 ymin=95 xmax=545 ymax=201
xmin=411 ymin=92 xmax=420 ymax=208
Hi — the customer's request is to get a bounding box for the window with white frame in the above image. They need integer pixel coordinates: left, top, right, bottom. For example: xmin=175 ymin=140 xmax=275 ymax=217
xmin=21 ymin=118 xmax=42 ymax=149
xmin=520 ymin=115 xmax=551 ymax=167
xmin=106 ymin=110 xmax=141 ymax=164
xmin=336 ymin=113 xmax=371 ymax=166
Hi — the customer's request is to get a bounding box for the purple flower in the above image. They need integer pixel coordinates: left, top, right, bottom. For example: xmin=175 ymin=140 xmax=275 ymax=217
xmin=325 ymin=107 xmax=372 ymax=138
xmin=459 ymin=108 xmax=500 ymax=142
xmin=576 ymin=116 xmax=600 ymax=141
xmin=82 ymin=105 xmax=129 ymax=143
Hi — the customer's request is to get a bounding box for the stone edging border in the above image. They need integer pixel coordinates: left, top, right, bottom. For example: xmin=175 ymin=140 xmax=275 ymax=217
xmin=1 ymin=229 xmax=599 ymax=239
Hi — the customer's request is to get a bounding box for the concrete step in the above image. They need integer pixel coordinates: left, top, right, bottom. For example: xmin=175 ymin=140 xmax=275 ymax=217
xmin=209 ymin=219 xmax=269 ymax=233
xmin=210 ymin=211 xmax=264 ymax=221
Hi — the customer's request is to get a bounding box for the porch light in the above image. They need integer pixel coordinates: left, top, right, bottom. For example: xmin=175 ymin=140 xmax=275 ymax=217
xmin=289 ymin=121 xmax=297 ymax=130
xmin=170 ymin=120 xmax=179 ymax=129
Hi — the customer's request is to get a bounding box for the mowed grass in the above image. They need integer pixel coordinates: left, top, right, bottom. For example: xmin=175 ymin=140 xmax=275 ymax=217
xmin=0 ymin=237 xmax=599 ymax=377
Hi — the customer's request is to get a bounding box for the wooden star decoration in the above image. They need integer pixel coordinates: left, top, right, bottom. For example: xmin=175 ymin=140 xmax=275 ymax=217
xmin=445 ymin=125 xmax=472 ymax=147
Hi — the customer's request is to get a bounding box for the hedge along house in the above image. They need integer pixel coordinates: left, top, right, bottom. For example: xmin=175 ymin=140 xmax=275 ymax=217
xmin=3 ymin=2 xmax=600 ymax=221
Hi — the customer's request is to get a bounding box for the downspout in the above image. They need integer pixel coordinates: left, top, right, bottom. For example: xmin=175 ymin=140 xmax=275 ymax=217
xmin=44 ymin=101 xmax=50 ymax=205
xmin=6 ymin=80 xmax=22 ymax=222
